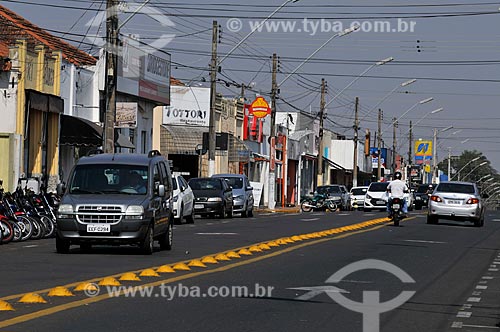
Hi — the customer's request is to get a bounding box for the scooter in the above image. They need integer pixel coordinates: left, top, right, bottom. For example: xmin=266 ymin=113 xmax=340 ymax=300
xmin=388 ymin=197 xmax=404 ymax=226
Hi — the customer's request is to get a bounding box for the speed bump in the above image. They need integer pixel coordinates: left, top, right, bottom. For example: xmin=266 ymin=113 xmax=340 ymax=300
xmin=276 ymin=239 xmax=288 ymax=245
xmin=258 ymin=243 xmax=271 ymax=251
xmin=226 ymin=251 xmax=241 ymax=259
xmin=172 ymin=263 xmax=191 ymax=271
xmin=291 ymin=235 xmax=303 ymax=242
xmin=48 ymin=286 xmax=74 ymax=297
xmin=284 ymin=237 xmax=295 ymax=243
xmin=238 ymin=248 xmax=252 ymax=256
xmin=98 ymin=277 xmax=121 ymax=286
xmin=74 ymin=282 xmax=98 ymax=292
xmin=188 ymin=260 xmax=207 ymax=268
xmin=201 ymin=256 xmax=219 ymax=264
xmin=18 ymin=293 xmax=47 ymax=304
xmin=248 ymin=246 xmax=262 ymax=253
xmin=157 ymin=265 xmax=176 ymax=273
xmin=120 ymin=272 xmax=141 ymax=281
xmin=267 ymin=241 xmax=279 ymax=247
xmin=0 ymin=300 xmax=14 ymax=311
xmin=214 ymin=253 xmax=231 ymax=261
xmin=139 ymin=269 xmax=160 ymax=277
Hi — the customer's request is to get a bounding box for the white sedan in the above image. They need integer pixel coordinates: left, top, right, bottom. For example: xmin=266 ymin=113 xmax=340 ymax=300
xmin=172 ymin=174 xmax=195 ymax=224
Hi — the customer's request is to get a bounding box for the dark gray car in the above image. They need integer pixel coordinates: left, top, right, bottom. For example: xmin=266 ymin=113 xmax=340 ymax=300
xmin=212 ymin=174 xmax=254 ymax=217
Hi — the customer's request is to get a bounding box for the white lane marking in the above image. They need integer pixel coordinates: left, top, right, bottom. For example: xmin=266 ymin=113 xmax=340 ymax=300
xmin=451 ymin=321 xmax=463 ymax=328
xmin=456 ymin=311 xmax=472 ymax=318
xmin=338 ymin=213 xmax=350 ymax=216
xmin=364 ymin=213 xmax=376 ymax=216
xmin=467 ymin=297 xmax=481 ymax=303
xmin=461 ymin=304 xmax=473 ymax=310
xmin=479 ymin=281 xmax=488 ymax=284
xmin=221 ymin=221 xmax=230 ymax=224
xmin=492 ymin=219 xmax=500 ymax=221
xmin=488 ymin=268 xmax=499 ymax=272
xmin=206 ymin=222 xmax=214 ymax=225
xmin=300 ymin=218 xmax=320 ymax=221
xmin=403 ymin=239 xmax=447 ymax=244
xmin=462 ymin=324 xmax=500 ymax=329
xmin=312 ymin=213 xmax=324 ymax=216
xmin=23 ymin=245 xmax=39 ymax=248
xmin=482 ymin=276 xmax=494 ymax=280
xmin=195 ymin=232 xmax=239 ymax=235
xmin=472 ymin=291 xmax=482 ymax=296
xmin=475 ymin=285 xmax=488 ymax=290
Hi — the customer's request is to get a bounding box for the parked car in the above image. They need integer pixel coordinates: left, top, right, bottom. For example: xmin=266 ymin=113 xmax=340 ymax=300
xmin=212 ymin=174 xmax=254 ymax=217
xmin=364 ymin=182 xmax=390 ymax=212
xmin=349 ymin=186 xmax=368 ymax=210
xmin=188 ymin=177 xmax=233 ymax=219
xmin=172 ymin=174 xmax=195 ymax=224
xmin=414 ymin=184 xmax=435 ymax=210
xmin=316 ymin=185 xmax=345 ymax=210
xmin=56 ymin=150 xmax=174 ymax=255
xmin=427 ymin=181 xmax=487 ymax=227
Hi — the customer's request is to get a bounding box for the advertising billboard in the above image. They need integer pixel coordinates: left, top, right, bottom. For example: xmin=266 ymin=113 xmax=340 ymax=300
xmin=370 ymin=147 xmax=387 ymax=169
xmin=414 ymin=140 xmax=433 ymax=164
xmin=163 ymin=86 xmax=210 ymax=126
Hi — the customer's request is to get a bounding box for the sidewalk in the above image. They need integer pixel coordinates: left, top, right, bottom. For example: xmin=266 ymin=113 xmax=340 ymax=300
xmin=255 ymin=206 xmax=301 ymax=214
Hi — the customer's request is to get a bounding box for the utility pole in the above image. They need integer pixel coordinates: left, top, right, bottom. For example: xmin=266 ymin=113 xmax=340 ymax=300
xmin=103 ymin=0 xmax=119 ymax=153
xmin=447 ymin=147 xmax=451 ymax=180
xmin=316 ymin=78 xmax=326 ymax=187
xmin=432 ymin=128 xmax=437 ymax=183
xmin=268 ymin=53 xmax=278 ymax=209
xmin=377 ymin=109 xmax=382 ymax=180
xmin=208 ymin=21 xmax=218 ymax=176
xmin=352 ymin=96 xmax=359 ymax=187
xmin=408 ymin=120 xmax=413 ymax=182
xmin=392 ymin=117 xmax=397 ymax=174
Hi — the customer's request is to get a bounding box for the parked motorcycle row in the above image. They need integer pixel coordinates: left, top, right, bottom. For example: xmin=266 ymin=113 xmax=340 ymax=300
xmin=0 ymin=181 xmax=59 ymax=244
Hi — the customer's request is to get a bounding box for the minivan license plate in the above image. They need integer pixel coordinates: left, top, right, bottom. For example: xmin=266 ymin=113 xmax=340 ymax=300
xmin=87 ymin=224 xmax=110 ymax=233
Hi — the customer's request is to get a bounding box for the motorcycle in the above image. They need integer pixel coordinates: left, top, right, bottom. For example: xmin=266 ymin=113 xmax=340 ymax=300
xmin=388 ymin=197 xmax=405 ymax=226
xmin=301 ymin=193 xmax=337 ymax=212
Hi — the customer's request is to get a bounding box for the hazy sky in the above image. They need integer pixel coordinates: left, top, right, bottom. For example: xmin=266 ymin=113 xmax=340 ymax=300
xmin=3 ymin=0 xmax=500 ymax=172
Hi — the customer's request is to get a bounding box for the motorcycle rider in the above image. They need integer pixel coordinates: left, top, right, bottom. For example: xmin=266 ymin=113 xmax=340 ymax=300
xmin=386 ymin=171 xmax=409 ymax=218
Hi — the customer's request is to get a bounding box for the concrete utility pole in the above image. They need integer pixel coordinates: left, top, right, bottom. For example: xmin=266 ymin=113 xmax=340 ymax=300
xmin=432 ymin=128 xmax=437 ymax=183
xmin=208 ymin=21 xmax=219 ymax=176
xmin=392 ymin=117 xmax=397 ymax=173
xmin=408 ymin=120 xmax=413 ymax=181
xmin=377 ymin=109 xmax=383 ymax=180
xmin=352 ymin=97 xmax=359 ymax=187
xmin=447 ymin=147 xmax=451 ymax=180
xmin=268 ymin=53 xmax=278 ymax=209
xmin=316 ymin=78 xmax=327 ymax=187
xmin=103 ymin=0 xmax=119 ymax=153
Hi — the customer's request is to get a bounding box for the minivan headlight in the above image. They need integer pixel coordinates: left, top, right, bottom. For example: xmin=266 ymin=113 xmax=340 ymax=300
xmin=125 ymin=205 xmax=144 ymax=219
xmin=58 ymin=204 xmax=73 ymax=218
xmin=208 ymin=197 xmax=222 ymax=202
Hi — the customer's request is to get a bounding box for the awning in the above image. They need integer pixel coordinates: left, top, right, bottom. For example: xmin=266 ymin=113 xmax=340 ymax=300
xmin=161 ymin=125 xmax=207 ymax=155
xmin=323 ymin=156 xmax=346 ymax=171
xmin=60 ymin=114 xmax=135 ymax=149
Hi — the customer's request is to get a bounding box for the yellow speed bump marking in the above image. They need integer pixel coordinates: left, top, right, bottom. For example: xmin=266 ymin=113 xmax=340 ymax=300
xmin=98 ymin=277 xmax=120 ymax=286
xmin=290 ymin=235 xmax=302 ymax=241
xmin=248 ymin=246 xmax=262 ymax=253
xmin=74 ymin=282 xmax=98 ymax=292
xmin=139 ymin=269 xmax=160 ymax=277
xmin=156 ymin=265 xmax=176 ymax=273
xmin=172 ymin=263 xmax=191 ymax=271
xmin=201 ymin=256 xmax=219 ymax=264
xmin=237 ymin=249 xmax=252 ymax=256
xmin=18 ymin=293 xmax=46 ymax=304
xmin=187 ymin=260 xmax=207 ymax=268
xmin=276 ymin=239 xmax=288 ymax=245
xmin=284 ymin=237 xmax=295 ymax=243
xmin=226 ymin=251 xmax=241 ymax=259
xmin=214 ymin=254 xmax=231 ymax=261
xmin=119 ymin=273 xmax=141 ymax=281
xmin=267 ymin=241 xmax=279 ymax=247
xmin=47 ymin=287 xmax=74 ymax=297
xmin=0 ymin=301 xmax=14 ymax=311
xmin=258 ymin=243 xmax=271 ymax=251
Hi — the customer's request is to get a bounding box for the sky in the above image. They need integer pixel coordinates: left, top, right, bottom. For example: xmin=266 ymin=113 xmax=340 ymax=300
xmin=3 ymin=0 xmax=500 ymax=172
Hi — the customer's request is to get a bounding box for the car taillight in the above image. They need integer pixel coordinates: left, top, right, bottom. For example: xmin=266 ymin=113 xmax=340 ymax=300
xmin=466 ymin=198 xmax=479 ymax=204
xmin=430 ymin=195 xmax=442 ymax=202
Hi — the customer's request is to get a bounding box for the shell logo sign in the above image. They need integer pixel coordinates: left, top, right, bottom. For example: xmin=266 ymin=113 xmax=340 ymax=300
xmin=248 ymin=97 xmax=271 ymax=118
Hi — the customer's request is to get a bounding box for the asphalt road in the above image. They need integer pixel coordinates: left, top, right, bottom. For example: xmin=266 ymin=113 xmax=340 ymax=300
xmin=1 ymin=209 xmax=500 ymax=332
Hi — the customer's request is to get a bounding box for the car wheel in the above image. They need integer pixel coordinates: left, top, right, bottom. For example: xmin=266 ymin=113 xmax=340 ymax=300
xmin=242 ymin=204 xmax=248 ymax=218
xmin=56 ymin=234 xmax=70 ymax=254
xmin=227 ymin=205 xmax=233 ymax=219
xmin=220 ymin=204 xmax=226 ymax=219
xmin=159 ymin=222 xmax=173 ymax=250
xmin=141 ymin=225 xmax=154 ymax=255
xmin=185 ymin=207 xmax=195 ymax=224
xmin=248 ymin=207 xmax=254 ymax=217
xmin=174 ymin=205 xmax=183 ymax=225
xmin=427 ymin=215 xmax=438 ymax=225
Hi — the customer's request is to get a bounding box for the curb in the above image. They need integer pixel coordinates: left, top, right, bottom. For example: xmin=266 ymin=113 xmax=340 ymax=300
xmin=255 ymin=208 xmax=301 ymax=214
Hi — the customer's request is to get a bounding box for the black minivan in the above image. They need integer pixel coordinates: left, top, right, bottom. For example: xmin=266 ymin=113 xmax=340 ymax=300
xmin=188 ymin=177 xmax=233 ymax=219
xmin=56 ymin=150 xmax=173 ymax=254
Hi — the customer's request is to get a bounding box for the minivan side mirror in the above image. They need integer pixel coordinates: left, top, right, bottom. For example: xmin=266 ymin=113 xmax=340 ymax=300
xmin=56 ymin=183 xmax=66 ymax=196
xmin=158 ymin=184 xmax=165 ymax=197
xmin=246 ymin=186 xmax=253 ymax=191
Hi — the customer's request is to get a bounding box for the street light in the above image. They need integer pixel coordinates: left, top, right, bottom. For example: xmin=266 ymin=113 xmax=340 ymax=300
xmin=461 ymin=161 xmax=488 ymax=181
xmin=450 ymin=156 xmax=481 ymax=180
xmin=478 ymin=174 xmax=493 ymax=183
xmin=382 ymin=97 xmax=434 ymax=134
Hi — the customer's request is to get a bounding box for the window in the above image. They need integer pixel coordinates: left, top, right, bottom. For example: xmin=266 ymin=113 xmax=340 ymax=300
xmin=141 ymin=130 xmax=147 ymax=154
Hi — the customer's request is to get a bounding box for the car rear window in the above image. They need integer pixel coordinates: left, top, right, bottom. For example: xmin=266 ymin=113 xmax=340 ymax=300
xmin=368 ymin=182 xmax=389 ymax=192
xmin=188 ymin=178 xmax=222 ymax=190
xmin=351 ymin=188 xmax=367 ymax=195
xmin=219 ymin=177 xmax=243 ymax=189
xmin=436 ymin=183 xmax=475 ymax=194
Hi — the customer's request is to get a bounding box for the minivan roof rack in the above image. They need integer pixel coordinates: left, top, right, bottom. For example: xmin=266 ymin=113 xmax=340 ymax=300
xmin=148 ymin=150 xmax=162 ymax=158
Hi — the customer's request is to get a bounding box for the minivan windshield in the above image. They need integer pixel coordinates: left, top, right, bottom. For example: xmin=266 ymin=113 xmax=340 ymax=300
xmin=69 ymin=164 xmax=148 ymax=195
xmin=369 ymin=182 xmax=389 ymax=192
xmin=351 ymin=188 xmax=367 ymax=196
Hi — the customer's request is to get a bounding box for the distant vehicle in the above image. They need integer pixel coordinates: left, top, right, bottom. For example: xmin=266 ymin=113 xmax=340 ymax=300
xmin=316 ymin=185 xmax=345 ymax=210
xmin=56 ymin=150 xmax=174 ymax=255
xmin=212 ymin=174 xmax=254 ymax=217
xmin=364 ymin=182 xmax=390 ymax=212
xmin=427 ymin=181 xmax=487 ymax=227
xmin=414 ymin=184 xmax=435 ymax=210
xmin=172 ymin=174 xmax=195 ymax=224
xmin=188 ymin=177 xmax=233 ymax=219
xmin=349 ymin=186 xmax=368 ymax=210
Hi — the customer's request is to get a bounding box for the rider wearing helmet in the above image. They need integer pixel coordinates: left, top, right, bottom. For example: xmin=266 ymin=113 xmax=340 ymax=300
xmin=386 ymin=171 xmax=409 ymax=217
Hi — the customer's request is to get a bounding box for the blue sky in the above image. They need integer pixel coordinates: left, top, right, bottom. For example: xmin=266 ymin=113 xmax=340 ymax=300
xmin=3 ymin=0 xmax=500 ymax=171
